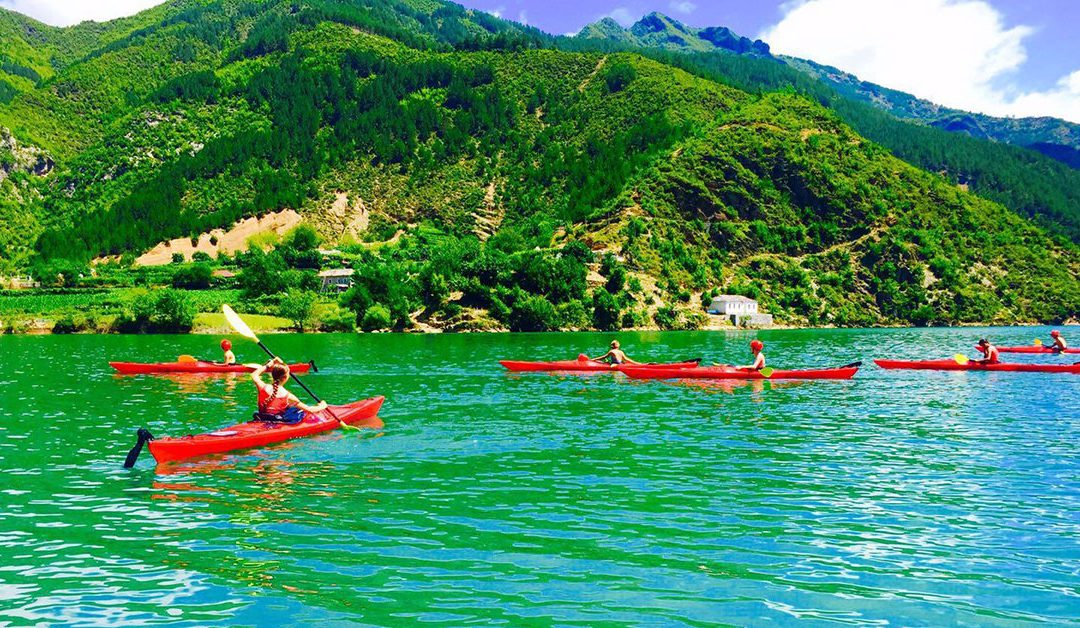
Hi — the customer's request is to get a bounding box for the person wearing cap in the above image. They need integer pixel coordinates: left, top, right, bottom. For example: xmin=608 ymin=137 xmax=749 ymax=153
xmin=739 ymin=340 xmax=766 ymax=371
xmin=221 ymin=339 xmax=236 ymax=365
xmin=590 ymin=340 xmax=640 ymax=366
xmin=975 ymin=339 xmax=1000 ymax=364
xmin=1049 ymin=330 xmax=1068 ymax=352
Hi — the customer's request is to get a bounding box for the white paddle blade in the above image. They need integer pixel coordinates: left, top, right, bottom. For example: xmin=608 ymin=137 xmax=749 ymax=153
xmin=223 ymin=305 xmax=258 ymax=342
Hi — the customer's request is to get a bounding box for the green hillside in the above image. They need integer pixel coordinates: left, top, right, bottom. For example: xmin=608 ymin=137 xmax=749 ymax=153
xmin=570 ymin=14 xmax=1080 ymax=242
xmin=0 ymin=0 xmax=1077 ymax=330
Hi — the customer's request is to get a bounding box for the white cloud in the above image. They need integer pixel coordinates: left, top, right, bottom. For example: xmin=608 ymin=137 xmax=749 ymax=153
xmin=759 ymin=0 xmax=1080 ymax=123
xmin=669 ymin=1 xmax=697 ymax=15
xmin=516 ymin=9 xmax=527 ymax=24
xmin=486 ymin=5 xmax=505 ymax=19
xmin=0 ymin=0 xmax=166 ymax=26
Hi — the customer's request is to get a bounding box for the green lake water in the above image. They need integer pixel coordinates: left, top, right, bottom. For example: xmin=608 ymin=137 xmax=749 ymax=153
xmin=1 ymin=328 xmax=1078 ymax=626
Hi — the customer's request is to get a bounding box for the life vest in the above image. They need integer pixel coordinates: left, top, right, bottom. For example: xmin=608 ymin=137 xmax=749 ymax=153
xmin=258 ymin=384 xmax=291 ymax=415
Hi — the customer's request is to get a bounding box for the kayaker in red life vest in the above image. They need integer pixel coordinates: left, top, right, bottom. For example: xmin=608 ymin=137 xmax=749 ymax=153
xmin=590 ymin=340 xmax=640 ymax=366
xmin=251 ymin=358 xmax=327 ymax=421
xmin=221 ymin=339 xmax=236 ymax=365
xmin=1050 ymin=330 xmax=1068 ymax=352
xmin=739 ymin=340 xmax=766 ymax=371
xmin=976 ymin=339 xmax=1000 ymax=364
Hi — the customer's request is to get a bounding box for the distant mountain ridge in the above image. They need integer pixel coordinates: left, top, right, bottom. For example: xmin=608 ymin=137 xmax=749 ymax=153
xmin=575 ymin=12 xmax=1080 ymax=163
xmin=578 ymin=12 xmax=770 ymax=57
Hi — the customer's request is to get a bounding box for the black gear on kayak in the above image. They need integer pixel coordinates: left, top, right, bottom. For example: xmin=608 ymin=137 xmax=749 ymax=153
xmin=123 ymin=428 xmax=155 ymax=469
xmin=309 ymin=360 xmax=319 ymax=373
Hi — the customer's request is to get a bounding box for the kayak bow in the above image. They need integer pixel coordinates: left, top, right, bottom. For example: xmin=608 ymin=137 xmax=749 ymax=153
xmin=875 ymin=359 xmax=1080 ymax=373
xmin=622 ymin=363 xmax=861 ymax=380
xmin=145 ymin=396 xmax=385 ymax=464
xmin=110 ymin=361 xmax=313 ymax=375
xmin=499 ymin=359 xmax=701 ymax=373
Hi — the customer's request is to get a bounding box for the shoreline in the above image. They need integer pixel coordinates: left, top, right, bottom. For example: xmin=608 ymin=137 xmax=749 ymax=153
xmin=2 ymin=320 xmax=1072 ymax=336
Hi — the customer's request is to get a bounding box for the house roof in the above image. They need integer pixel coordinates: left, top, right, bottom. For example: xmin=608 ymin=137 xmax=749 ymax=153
xmin=319 ymin=269 xmax=354 ymax=278
xmin=711 ymin=295 xmax=757 ymax=303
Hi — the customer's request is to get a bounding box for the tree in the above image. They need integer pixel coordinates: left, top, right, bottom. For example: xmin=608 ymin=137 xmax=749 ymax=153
xmin=172 ymin=263 xmax=213 ymax=289
xmin=239 ymin=249 xmax=289 ymax=298
xmin=116 ymin=289 xmax=196 ymax=333
xmin=279 ymin=289 xmax=319 ymax=332
xmin=592 ymin=289 xmax=621 ymax=331
xmin=508 ymin=293 xmax=557 ymax=332
xmin=361 ymin=304 xmax=393 ymax=332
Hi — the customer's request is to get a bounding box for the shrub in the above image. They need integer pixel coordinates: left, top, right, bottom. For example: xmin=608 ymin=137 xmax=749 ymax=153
xmin=605 ymin=62 xmax=637 ymax=93
xmin=361 ymin=304 xmax=393 ymax=332
xmin=558 ymin=299 xmax=590 ymax=329
xmin=115 ymin=289 xmax=196 ymax=333
xmin=171 ymin=252 xmax=186 ymax=264
xmin=654 ymin=306 xmax=678 ymax=330
xmin=172 ymin=263 xmax=213 ymax=289
xmin=508 ymin=294 xmax=557 ymax=332
xmin=192 ymin=251 xmax=213 ymax=263
xmin=317 ymin=304 xmax=356 ymax=332
xmin=592 ymin=289 xmax=621 ymax=331
xmin=561 ymin=240 xmax=595 ymax=264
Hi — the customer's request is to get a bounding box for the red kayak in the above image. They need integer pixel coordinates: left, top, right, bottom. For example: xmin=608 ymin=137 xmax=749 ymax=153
xmin=500 ymin=358 xmax=701 ymax=372
xmin=875 ymin=359 xmax=1080 ymax=373
xmin=977 ymin=345 xmax=1079 ymax=355
xmin=623 ymin=363 xmax=861 ymax=380
xmin=110 ymin=361 xmax=313 ymax=375
xmin=147 ymin=396 xmax=385 ymax=463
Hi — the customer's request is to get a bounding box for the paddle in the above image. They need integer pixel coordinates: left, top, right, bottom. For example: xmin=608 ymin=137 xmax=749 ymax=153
xmin=954 ymin=354 xmax=970 ymax=365
xmin=223 ymin=305 xmax=358 ymax=432
xmin=1034 ymin=338 xmax=1043 ymax=347
xmin=177 ymin=355 xmax=199 ymax=364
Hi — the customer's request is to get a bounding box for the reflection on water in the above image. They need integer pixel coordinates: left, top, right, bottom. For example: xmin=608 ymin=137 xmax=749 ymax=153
xmin=0 ymin=328 xmax=1078 ymax=625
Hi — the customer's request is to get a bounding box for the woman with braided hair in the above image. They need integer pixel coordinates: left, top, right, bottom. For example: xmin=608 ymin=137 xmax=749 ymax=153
xmin=250 ymin=358 xmax=327 ymax=423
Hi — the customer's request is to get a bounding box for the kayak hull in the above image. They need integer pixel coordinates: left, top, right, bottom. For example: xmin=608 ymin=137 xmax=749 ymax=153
xmin=623 ymin=365 xmax=860 ymax=380
xmin=148 ymin=396 xmax=384 ymax=463
xmin=499 ymin=359 xmax=700 ymax=373
xmin=875 ymin=359 xmax=1080 ymax=373
xmin=110 ymin=361 xmax=313 ymax=374
xmin=985 ymin=346 xmax=1079 ymax=355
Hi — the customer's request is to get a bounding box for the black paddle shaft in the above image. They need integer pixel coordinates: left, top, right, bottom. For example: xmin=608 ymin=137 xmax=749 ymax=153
xmin=253 ymin=341 xmax=343 ymax=423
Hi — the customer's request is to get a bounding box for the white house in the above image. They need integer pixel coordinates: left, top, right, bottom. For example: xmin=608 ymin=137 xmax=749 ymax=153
xmin=708 ymin=295 xmax=773 ymax=326
xmin=708 ymin=295 xmax=759 ymax=317
xmin=319 ymin=268 xmax=354 ymax=292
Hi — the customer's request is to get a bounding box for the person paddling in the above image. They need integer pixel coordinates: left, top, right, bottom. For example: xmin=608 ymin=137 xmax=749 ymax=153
xmin=739 ymin=340 xmax=766 ymax=371
xmin=221 ymin=339 xmax=236 ymax=365
xmin=975 ymin=339 xmax=1000 ymax=365
xmin=590 ymin=340 xmax=640 ymax=366
xmin=251 ymin=358 xmax=327 ymax=423
xmin=1049 ymin=330 xmax=1068 ymax=353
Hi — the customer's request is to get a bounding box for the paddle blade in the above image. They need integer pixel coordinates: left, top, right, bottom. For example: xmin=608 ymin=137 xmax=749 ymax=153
xmin=1034 ymin=339 xmax=1043 ymax=346
xmin=177 ymin=355 xmax=198 ymax=364
xmin=223 ymin=305 xmax=258 ymax=342
xmin=954 ymin=354 xmax=970 ymax=365
xmin=759 ymin=367 xmax=775 ymax=379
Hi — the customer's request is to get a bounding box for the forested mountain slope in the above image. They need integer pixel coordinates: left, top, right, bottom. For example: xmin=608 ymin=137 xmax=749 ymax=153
xmin=0 ymin=0 xmax=1077 ymax=328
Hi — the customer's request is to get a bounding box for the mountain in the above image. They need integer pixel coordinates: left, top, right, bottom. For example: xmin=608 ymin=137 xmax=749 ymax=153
xmin=0 ymin=0 xmax=1077 ymax=328
xmin=577 ymin=12 xmax=770 ymax=56
xmin=571 ymin=14 xmax=1080 ymax=242
xmin=785 ymin=56 xmax=1080 ymax=160
xmin=576 ymin=13 xmax=1080 ymax=165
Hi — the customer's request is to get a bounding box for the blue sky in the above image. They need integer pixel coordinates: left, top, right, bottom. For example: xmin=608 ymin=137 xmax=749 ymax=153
xmin=2 ymin=0 xmax=1077 ymax=121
